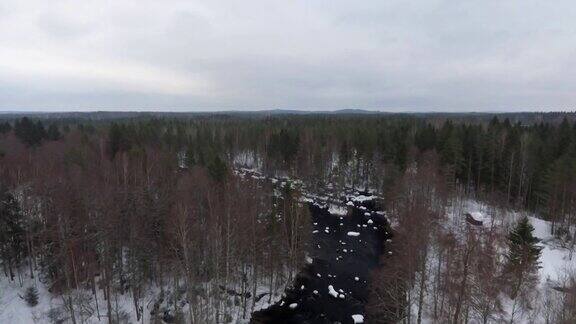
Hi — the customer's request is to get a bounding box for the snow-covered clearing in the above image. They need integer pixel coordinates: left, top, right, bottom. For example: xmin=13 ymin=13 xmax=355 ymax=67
xmin=448 ymin=200 xmax=575 ymax=286
xmin=411 ymin=199 xmax=576 ymax=323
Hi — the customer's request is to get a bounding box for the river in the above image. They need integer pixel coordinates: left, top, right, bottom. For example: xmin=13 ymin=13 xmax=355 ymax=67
xmin=251 ymin=192 xmax=391 ymax=324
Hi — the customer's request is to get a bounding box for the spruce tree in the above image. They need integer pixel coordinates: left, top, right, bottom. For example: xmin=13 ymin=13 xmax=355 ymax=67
xmin=24 ymin=286 xmax=39 ymax=307
xmin=14 ymin=117 xmax=45 ymax=147
xmin=0 ymin=186 xmax=26 ymax=280
xmin=208 ymin=155 xmax=228 ymax=182
xmin=505 ymin=216 xmax=542 ymax=298
xmin=0 ymin=122 xmax=11 ymax=134
xmin=46 ymin=124 xmax=61 ymax=141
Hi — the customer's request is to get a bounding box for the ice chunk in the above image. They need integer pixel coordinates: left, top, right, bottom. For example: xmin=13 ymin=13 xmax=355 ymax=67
xmin=352 ymin=314 xmax=364 ymax=323
xmin=347 ymin=232 xmax=360 ymax=236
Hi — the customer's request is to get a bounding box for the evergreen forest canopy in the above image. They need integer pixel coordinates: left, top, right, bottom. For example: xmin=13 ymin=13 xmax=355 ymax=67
xmin=2 ymin=111 xmax=575 ymax=215
xmin=0 ymin=111 xmax=575 ymax=323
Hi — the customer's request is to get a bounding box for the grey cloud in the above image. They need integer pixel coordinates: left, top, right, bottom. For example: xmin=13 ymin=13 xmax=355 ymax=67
xmin=1 ymin=0 xmax=576 ymax=111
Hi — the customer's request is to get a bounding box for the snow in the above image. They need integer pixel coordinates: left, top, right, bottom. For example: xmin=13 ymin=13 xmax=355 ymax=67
xmin=527 ymin=215 xmax=576 ymax=285
xmin=367 ymin=219 xmax=373 ymax=224
xmin=328 ymin=204 xmax=348 ymax=215
xmin=437 ymin=199 xmax=576 ymax=323
xmin=351 ymin=195 xmax=376 ymax=202
xmin=0 ymin=269 xmax=284 ymax=324
xmin=289 ymin=303 xmax=298 ymax=309
xmin=351 ymin=314 xmax=364 ymax=323
xmin=347 ymin=231 xmax=360 ymax=237
xmin=0 ymin=277 xmax=51 ymax=324
xmin=454 ymin=200 xmax=575 ymax=286
xmin=327 ymin=285 xmax=339 ymax=298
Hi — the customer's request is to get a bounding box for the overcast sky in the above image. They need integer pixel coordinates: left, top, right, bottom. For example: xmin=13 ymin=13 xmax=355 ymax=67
xmin=1 ymin=0 xmax=575 ymax=112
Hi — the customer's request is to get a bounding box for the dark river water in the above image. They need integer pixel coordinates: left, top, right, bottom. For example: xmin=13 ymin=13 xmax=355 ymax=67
xmin=251 ymin=195 xmax=391 ymax=324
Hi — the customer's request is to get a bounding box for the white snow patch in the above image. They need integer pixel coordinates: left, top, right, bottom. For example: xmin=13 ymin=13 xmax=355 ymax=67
xmin=328 ymin=285 xmax=339 ymax=298
xmin=352 ymin=314 xmax=364 ymax=323
xmin=329 ymin=204 xmax=348 ymax=216
xmin=352 ymin=195 xmax=376 ymax=202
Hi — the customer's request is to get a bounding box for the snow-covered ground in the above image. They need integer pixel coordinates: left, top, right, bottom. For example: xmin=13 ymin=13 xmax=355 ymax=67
xmin=410 ymin=199 xmax=576 ymax=323
xmin=0 ymin=273 xmax=282 ymax=324
xmin=453 ymin=199 xmax=575 ymax=287
xmin=0 ymin=276 xmax=52 ymax=323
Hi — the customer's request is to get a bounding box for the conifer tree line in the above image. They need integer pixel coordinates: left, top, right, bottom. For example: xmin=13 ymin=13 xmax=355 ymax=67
xmin=0 ymin=112 xmax=575 ymax=322
xmin=4 ymin=113 xmax=570 ymax=228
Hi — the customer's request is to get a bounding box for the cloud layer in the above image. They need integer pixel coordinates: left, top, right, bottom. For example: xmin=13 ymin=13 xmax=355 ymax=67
xmin=1 ymin=0 xmax=575 ymax=111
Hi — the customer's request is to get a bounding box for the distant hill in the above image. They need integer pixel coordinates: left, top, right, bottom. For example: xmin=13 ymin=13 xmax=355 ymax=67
xmin=0 ymin=110 xmax=574 ymax=125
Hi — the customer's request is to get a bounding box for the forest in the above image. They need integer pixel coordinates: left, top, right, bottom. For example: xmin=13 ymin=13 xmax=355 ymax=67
xmin=0 ymin=112 xmax=575 ymax=323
